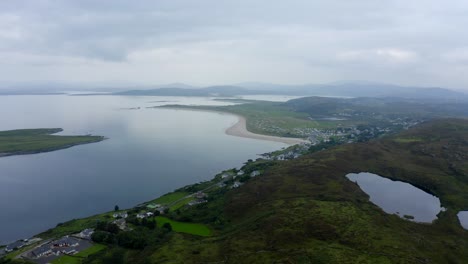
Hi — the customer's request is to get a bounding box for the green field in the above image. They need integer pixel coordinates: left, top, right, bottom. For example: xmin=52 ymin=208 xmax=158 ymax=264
xmin=0 ymin=128 xmax=104 ymax=157
xmin=169 ymin=197 xmax=194 ymax=211
xmin=148 ymin=191 xmax=189 ymax=205
xmin=155 ymin=216 xmax=212 ymax=237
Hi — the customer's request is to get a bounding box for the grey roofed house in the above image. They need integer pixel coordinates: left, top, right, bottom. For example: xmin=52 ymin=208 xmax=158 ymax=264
xmin=250 ymin=171 xmax=261 ymax=177
xmin=79 ymin=228 xmax=94 ymax=239
xmin=188 ymin=199 xmax=208 ymax=206
xmin=61 ymin=248 xmax=77 ymax=255
xmin=31 ymin=245 xmax=52 ymax=258
xmin=113 ymin=218 xmax=127 ymax=230
xmin=136 ymin=213 xmax=146 ymax=219
xmin=5 ymin=240 xmax=25 ymax=252
xmin=194 ymin=191 xmax=207 ymax=199
xmin=53 ymin=236 xmax=79 ymax=247
xmin=231 ymin=181 xmax=243 ymax=188
xmin=112 ymin=212 xmax=128 ymax=218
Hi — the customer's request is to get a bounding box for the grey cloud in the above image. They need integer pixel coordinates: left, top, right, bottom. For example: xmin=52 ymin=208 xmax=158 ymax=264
xmin=1 ymin=0 xmax=468 ymax=88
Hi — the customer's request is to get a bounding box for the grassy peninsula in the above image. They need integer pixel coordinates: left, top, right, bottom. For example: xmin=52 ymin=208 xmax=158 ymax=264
xmin=158 ymin=96 xmax=468 ymax=143
xmin=0 ymin=128 xmax=104 ymax=157
xmin=3 ymin=119 xmax=467 ymax=264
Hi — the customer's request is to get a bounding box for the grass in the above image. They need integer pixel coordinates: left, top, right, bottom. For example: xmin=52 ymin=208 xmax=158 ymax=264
xmin=0 ymin=128 xmax=104 ymax=156
xmin=38 ymin=213 xmax=114 ymax=239
xmin=75 ymin=244 xmax=107 ymax=257
xmin=148 ymin=192 xmax=189 ymax=205
xmin=51 ymin=255 xmax=81 ymax=264
xmin=155 ymin=216 xmax=212 ymax=237
xmin=169 ymin=197 xmax=194 ymax=211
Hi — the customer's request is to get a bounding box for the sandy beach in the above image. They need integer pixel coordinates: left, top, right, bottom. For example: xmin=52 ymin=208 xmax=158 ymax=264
xmin=160 ymin=106 xmax=308 ymax=145
xmin=225 ymin=115 xmax=308 ymax=145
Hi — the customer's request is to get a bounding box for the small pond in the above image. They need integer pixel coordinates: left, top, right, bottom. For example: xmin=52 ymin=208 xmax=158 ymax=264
xmin=346 ymin=172 xmax=443 ymax=223
xmin=458 ymin=211 xmax=468 ymax=230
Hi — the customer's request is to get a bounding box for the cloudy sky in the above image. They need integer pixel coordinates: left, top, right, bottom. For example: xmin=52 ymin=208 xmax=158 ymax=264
xmin=1 ymin=0 xmax=468 ymax=89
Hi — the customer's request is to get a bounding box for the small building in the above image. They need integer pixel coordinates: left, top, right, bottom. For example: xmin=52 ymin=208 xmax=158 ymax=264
xmin=194 ymin=191 xmax=207 ymax=199
xmin=146 ymin=212 xmax=154 ymax=217
xmin=250 ymin=171 xmax=261 ymax=177
xmin=112 ymin=212 xmax=128 ymax=219
xmin=52 ymin=236 xmax=79 ymax=248
xmin=113 ymin=218 xmax=126 ymax=230
xmin=78 ymin=228 xmax=94 ymax=240
xmin=136 ymin=213 xmax=146 ymax=219
xmin=157 ymin=207 xmax=167 ymax=215
xmin=31 ymin=246 xmax=52 ymax=258
xmin=61 ymin=248 xmax=77 ymax=255
xmin=231 ymin=181 xmax=243 ymax=189
xmin=5 ymin=241 xmax=25 ymax=252
xmin=188 ymin=199 xmax=208 ymax=206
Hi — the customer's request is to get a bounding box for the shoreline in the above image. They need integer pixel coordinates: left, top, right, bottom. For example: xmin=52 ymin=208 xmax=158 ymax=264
xmin=225 ymin=115 xmax=308 ymax=145
xmin=158 ymin=106 xmax=308 ymax=145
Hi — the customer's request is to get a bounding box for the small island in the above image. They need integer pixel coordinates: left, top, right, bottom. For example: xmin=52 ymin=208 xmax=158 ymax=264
xmin=0 ymin=128 xmax=105 ymax=157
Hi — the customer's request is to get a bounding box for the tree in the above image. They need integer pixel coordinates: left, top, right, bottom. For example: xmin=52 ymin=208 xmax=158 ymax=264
xmin=91 ymin=231 xmax=107 ymax=243
xmin=114 ymin=205 xmax=119 ymax=212
xmin=146 ymin=219 xmax=156 ymax=230
xmin=162 ymin=223 xmax=172 ymax=232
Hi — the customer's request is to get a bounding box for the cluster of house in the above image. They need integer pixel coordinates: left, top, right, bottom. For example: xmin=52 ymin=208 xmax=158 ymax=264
xmin=218 ymin=171 xmax=249 ymax=189
xmin=75 ymin=228 xmax=94 ymax=240
xmin=113 ymin=212 xmax=128 ymax=219
xmin=4 ymin=238 xmax=42 ymax=254
xmin=25 ymin=229 xmax=94 ymax=260
xmin=5 ymin=239 xmax=27 ymax=253
xmin=29 ymin=236 xmax=81 ymax=259
xmin=111 ymin=211 xmax=129 ymax=230
xmin=137 ymin=212 xmax=154 ymax=219
xmin=231 ymin=181 xmax=243 ymax=189
xmin=146 ymin=203 xmax=167 ymax=214
xmin=188 ymin=191 xmax=208 ymax=206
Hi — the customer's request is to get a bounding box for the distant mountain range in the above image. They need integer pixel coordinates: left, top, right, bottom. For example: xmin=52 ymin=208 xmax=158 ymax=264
xmin=115 ymin=82 xmax=468 ymax=101
xmin=1 ymin=81 xmax=467 ymax=101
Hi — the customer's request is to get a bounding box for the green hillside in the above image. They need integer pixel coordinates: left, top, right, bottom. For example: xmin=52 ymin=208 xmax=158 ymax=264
xmin=5 ymin=119 xmax=466 ymax=264
xmin=0 ymin=128 xmax=104 ymax=157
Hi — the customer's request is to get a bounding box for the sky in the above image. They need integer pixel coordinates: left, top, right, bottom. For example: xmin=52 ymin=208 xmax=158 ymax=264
xmin=1 ymin=0 xmax=468 ymax=89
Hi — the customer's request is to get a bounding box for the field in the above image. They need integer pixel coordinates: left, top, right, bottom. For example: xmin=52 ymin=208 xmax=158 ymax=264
xmin=155 ymin=216 xmax=212 ymax=237
xmin=148 ymin=192 xmax=188 ymax=205
xmin=0 ymin=128 xmax=104 ymax=157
